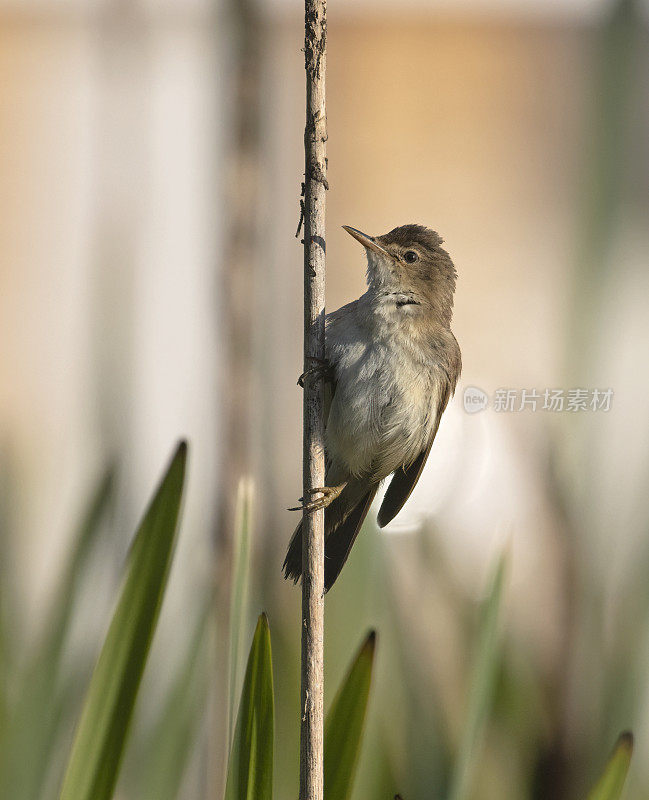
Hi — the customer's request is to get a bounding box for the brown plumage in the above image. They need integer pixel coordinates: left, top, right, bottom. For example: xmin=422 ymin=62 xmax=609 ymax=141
xmin=284 ymin=224 xmax=461 ymax=591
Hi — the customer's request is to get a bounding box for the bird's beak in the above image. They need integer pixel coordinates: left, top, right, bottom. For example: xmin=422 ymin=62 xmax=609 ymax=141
xmin=342 ymin=225 xmax=390 ymax=258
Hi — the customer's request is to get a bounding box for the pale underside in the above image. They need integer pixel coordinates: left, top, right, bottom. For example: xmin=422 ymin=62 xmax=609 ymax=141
xmin=324 ymin=290 xmax=453 ymax=501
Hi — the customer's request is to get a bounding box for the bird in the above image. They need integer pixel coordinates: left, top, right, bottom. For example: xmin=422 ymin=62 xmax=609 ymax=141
xmin=283 ymin=223 xmax=461 ymax=592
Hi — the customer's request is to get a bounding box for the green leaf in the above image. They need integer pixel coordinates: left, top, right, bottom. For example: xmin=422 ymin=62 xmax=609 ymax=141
xmin=225 ymin=612 xmax=274 ymax=800
xmin=228 ymin=478 xmax=253 ymax=746
xmin=324 ymin=630 xmax=377 ymax=800
xmin=59 ymin=441 xmax=187 ymax=800
xmin=0 ymin=465 xmax=115 ymax=800
xmin=586 ymin=732 xmax=633 ymax=800
xmin=447 ymin=553 xmax=507 ymax=800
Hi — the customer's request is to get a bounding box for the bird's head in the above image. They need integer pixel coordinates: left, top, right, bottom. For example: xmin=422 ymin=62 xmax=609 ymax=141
xmin=343 ymin=223 xmax=457 ymax=326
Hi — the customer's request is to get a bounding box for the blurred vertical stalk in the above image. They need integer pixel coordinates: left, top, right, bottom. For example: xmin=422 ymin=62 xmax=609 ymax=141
xmin=539 ymin=2 xmax=641 ymax=798
xmin=91 ymin=1 xmax=148 ymax=464
xmin=213 ymin=0 xmax=261 ymax=792
xmin=227 ymin=479 xmax=253 ymax=747
xmin=217 ymin=0 xmax=260 ymax=550
xmin=300 ymin=0 xmax=327 ymax=798
xmin=569 ymin=0 xmax=639 ymax=379
xmin=564 ymin=0 xmax=641 ymax=735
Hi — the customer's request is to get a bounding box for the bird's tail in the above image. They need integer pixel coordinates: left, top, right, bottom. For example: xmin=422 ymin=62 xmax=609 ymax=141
xmin=283 ymin=481 xmax=378 ymax=592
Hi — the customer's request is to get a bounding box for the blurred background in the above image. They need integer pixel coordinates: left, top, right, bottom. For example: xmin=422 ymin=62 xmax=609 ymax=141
xmin=1 ymin=0 xmax=649 ymax=797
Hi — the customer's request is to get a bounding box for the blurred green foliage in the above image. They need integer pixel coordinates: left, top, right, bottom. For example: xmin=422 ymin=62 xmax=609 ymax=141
xmin=228 ymin=479 xmax=253 ymax=748
xmin=0 ymin=441 xmax=638 ymax=800
xmin=0 ymin=465 xmax=116 ymax=800
xmin=448 ymin=555 xmax=506 ymax=800
xmin=59 ymin=442 xmax=187 ymax=800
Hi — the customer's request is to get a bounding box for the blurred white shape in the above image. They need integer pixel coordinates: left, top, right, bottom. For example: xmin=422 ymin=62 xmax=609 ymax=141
xmin=129 ymin=25 xmax=220 ymax=636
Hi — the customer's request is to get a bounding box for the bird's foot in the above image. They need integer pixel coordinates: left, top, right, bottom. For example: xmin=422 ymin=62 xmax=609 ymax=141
xmin=297 ymin=357 xmax=333 ymax=388
xmin=288 ymin=484 xmax=346 ymax=512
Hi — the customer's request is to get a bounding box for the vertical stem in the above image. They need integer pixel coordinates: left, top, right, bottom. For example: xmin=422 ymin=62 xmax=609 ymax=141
xmin=300 ymin=0 xmax=327 ymax=798
xmin=217 ymin=0 xmax=260 ymax=550
xmin=212 ymin=0 xmax=260 ymax=792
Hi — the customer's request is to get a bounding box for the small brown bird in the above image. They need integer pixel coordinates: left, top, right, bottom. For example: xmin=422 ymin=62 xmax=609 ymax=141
xmin=284 ymin=224 xmax=461 ymax=591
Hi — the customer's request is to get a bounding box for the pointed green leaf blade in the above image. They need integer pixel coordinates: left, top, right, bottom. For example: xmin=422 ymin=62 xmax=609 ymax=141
xmin=448 ymin=552 xmax=507 ymax=800
xmin=225 ymin=612 xmax=274 ymax=800
xmin=324 ymin=630 xmax=377 ymax=800
xmin=586 ymin=732 xmax=633 ymax=800
xmin=59 ymin=441 xmax=187 ymax=800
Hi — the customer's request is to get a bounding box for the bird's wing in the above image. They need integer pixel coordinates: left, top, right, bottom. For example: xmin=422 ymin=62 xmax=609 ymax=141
xmin=376 ymin=376 xmax=452 ymax=528
xmin=324 ymin=484 xmax=378 ymax=591
xmin=323 ymin=300 xmax=358 ymax=443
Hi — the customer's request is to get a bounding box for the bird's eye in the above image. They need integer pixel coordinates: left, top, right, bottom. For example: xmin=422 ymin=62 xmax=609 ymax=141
xmin=403 ymin=250 xmax=418 ymax=263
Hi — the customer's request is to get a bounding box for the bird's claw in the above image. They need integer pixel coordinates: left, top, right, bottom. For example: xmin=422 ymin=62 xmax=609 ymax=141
xmin=288 ymin=484 xmax=345 ymax=512
xmin=297 ymin=357 xmax=333 ymax=388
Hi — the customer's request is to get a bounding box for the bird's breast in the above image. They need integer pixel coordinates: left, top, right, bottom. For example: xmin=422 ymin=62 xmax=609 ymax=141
xmin=326 ymin=329 xmax=440 ymax=480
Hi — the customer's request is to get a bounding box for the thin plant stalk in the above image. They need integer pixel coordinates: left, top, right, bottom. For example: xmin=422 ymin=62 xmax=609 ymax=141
xmin=227 ymin=478 xmax=253 ymax=746
xmin=300 ymin=0 xmax=328 ymax=797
